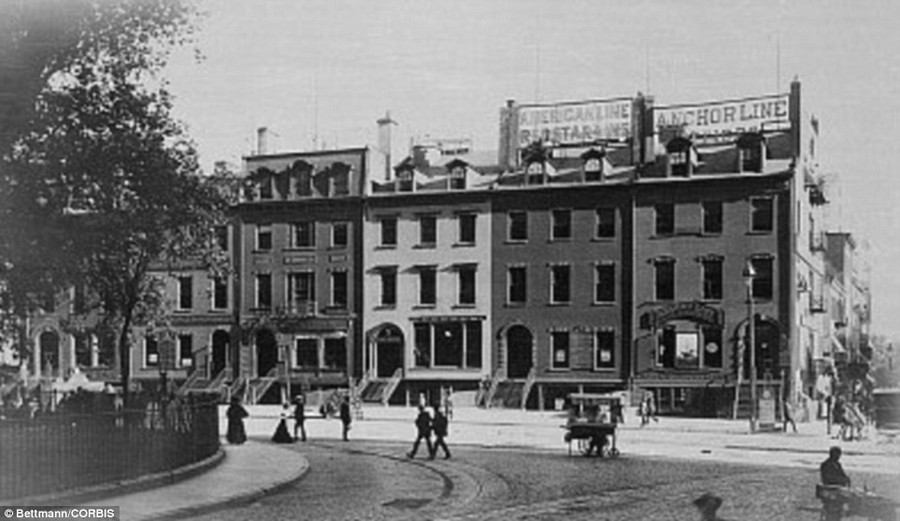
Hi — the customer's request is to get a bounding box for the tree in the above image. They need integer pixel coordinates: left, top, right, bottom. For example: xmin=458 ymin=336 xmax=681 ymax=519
xmin=0 ymin=0 xmax=233 ymax=405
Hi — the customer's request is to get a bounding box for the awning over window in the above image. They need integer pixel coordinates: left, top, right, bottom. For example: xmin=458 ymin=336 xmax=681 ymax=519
xmin=410 ymin=315 xmax=486 ymax=323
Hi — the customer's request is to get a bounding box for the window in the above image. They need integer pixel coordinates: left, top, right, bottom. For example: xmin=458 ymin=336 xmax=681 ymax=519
xmin=296 ymin=338 xmax=317 ymax=368
xmin=657 ymin=326 xmax=675 ymax=367
xmin=419 ymin=266 xmax=437 ymax=306
xmin=702 ymin=201 xmax=723 ymax=235
xmin=594 ymin=263 xmax=615 ymax=303
xmin=145 ymin=336 xmax=159 ymax=367
xmin=75 ymin=333 xmax=92 ymax=367
xmin=675 ymin=332 xmax=700 ymax=369
xmin=449 ymin=166 xmax=466 ymax=190
xmin=331 ymin=271 xmax=347 ymax=309
xmin=73 ymin=284 xmax=87 ymax=314
xmin=655 ymin=204 xmax=674 ymax=236
xmin=458 ymin=266 xmax=476 ymax=305
xmin=259 ymin=176 xmax=273 ymax=199
xmin=256 ymin=224 xmax=272 ymax=250
xmin=750 ymin=197 xmax=774 ymax=232
xmin=380 ymin=217 xmax=397 ymax=247
xmin=595 ymin=329 xmax=615 ymax=369
xmin=585 ymin=158 xmax=603 ymax=182
xmin=332 ymin=222 xmax=349 ymax=248
xmin=551 ymin=331 xmax=570 ymax=370
xmin=550 ymin=265 xmax=571 ymax=304
xmin=324 ymin=337 xmax=346 ymax=370
xmin=595 ymin=208 xmax=615 ymax=238
xmin=551 ymin=209 xmax=572 ymax=240
xmin=413 ymin=320 xmax=482 ymax=369
xmin=397 ymin=169 xmax=414 ymax=192
xmin=331 ymin=165 xmax=350 ymax=196
xmin=213 ymin=277 xmax=228 ymax=310
xmin=670 ymin=151 xmax=688 ymax=177
xmin=508 ymin=266 xmax=527 ymax=305
xmin=178 ymin=276 xmax=192 ymax=310
xmin=526 ymin=161 xmax=545 ymax=185
xmin=741 ymin=143 xmax=763 ymax=172
xmin=292 ymin=221 xmax=315 ymax=248
xmin=508 ymin=211 xmax=528 ymax=241
xmin=458 ymin=213 xmax=476 ymax=244
xmin=654 ymin=259 xmax=675 ymax=301
xmin=702 ymin=327 xmax=723 ymax=368
xmin=215 ymin=225 xmax=229 ymax=251
xmin=256 ymin=273 xmax=272 ymax=309
xmin=178 ymin=334 xmax=193 ymax=368
xmin=380 ymin=268 xmax=397 ymax=307
xmin=98 ymin=333 xmax=115 ymax=367
xmin=287 ymin=272 xmax=315 ymax=313
xmin=701 ymin=258 xmax=723 ymax=300
xmin=419 ymin=215 xmax=437 ymax=246
xmin=750 ymin=257 xmax=774 ymax=300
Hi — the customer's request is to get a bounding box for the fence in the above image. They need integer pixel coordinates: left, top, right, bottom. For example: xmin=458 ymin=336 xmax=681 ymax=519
xmin=0 ymin=395 xmax=220 ymax=500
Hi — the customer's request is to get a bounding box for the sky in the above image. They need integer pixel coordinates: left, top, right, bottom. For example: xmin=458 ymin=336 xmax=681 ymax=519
xmin=164 ymin=0 xmax=900 ymax=338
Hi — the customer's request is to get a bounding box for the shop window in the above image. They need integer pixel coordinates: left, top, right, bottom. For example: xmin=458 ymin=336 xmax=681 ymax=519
xmin=654 ymin=259 xmax=675 ymax=301
xmin=332 ymin=222 xmax=349 ymax=248
xmin=292 ymin=221 xmax=315 ymax=248
xmin=324 ymin=337 xmax=346 ymax=370
xmin=702 ymin=201 xmax=723 ymax=235
xmin=551 ymin=331 xmax=570 ymax=370
xmin=458 ymin=213 xmax=476 ymax=244
xmin=675 ymin=331 xmax=700 ymax=369
xmin=177 ymin=276 xmax=193 ymax=310
xmin=551 ymin=209 xmax=572 ymax=240
xmin=657 ymin=326 xmax=675 ymax=367
xmin=508 ymin=266 xmax=527 ymax=305
xmin=414 ymin=323 xmax=431 ymax=367
xmin=595 ymin=207 xmax=615 ymax=238
xmin=466 ymin=321 xmax=482 ymax=368
xmin=550 ymin=265 xmax=571 ymax=304
xmin=296 ymin=338 xmax=318 ymax=368
xmin=655 ymin=203 xmax=675 ymax=236
xmin=419 ymin=214 xmax=437 ymax=246
xmin=594 ymin=263 xmax=615 ymax=303
xmin=256 ymin=224 xmax=272 ymax=250
xmin=413 ymin=321 xmax=482 ymax=369
xmin=178 ymin=334 xmax=193 ymax=368
xmin=750 ymin=256 xmax=774 ymax=300
xmin=750 ymin=197 xmax=774 ymax=232
xmin=702 ymin=258 xmax=723 ymax=300
xmin=380 ymin=217 xmax=397 ymax=247
xmin=434 ymin=322 xmax=464 ymax=366
xmin=595 ymin=329 xmax=615 ymax=369
xmin=331 ymin=271 xmax=348 ymax=309
xmin=508 ymin=211 xmax=528 ymax=241
xmin=418 ymin=266 xmax=437 ymax=306
xmin=256 ymin=273 xmax=272 ymax=309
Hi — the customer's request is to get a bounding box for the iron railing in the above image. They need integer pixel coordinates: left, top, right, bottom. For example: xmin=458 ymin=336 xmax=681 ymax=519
xmin=0 ymin=395 xmax=219 ymax=500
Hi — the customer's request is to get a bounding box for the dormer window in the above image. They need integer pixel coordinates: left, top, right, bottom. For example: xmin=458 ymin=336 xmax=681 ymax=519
xmin=521 ymin=140 xmax=548 ymax=185
xmin=737 ymin=132 xmax=766 ymax=173
xmin=292 ymin=161 xmax=314 ymax=197
xmin=257 ymin=169 xmax=274 ymax=199
xmin=581 ymin=148 xmax=606 ymax=182
xmin=446 ymin=158 xmax=468 ymax=190
xmin=397 ymin=169 xmax=414 ymax=192
xmin=526 ymin=161 xmax=545 ymax=185
xmin=665 ymin=137 xmax=694 ymax=177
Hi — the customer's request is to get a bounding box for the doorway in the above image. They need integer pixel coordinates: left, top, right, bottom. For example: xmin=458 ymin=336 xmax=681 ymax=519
xmin=255 ymin=329 xmax=278 ymax=377
xmin=506 ymin=325 xmax=533 ymax=379
xmin=211 ymin=330 xmax=229 ymax=378
xmin=39 ymin=331 xmax=60 ymax=377
xmin=374 ymin=325 xmax=403 ymax=378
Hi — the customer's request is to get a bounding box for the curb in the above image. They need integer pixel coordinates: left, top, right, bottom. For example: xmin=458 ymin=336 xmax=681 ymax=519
xmin=14 ymin=448 xmax=227 ymax=507
xmin=141 ymin=446 xmax=310 ymax=521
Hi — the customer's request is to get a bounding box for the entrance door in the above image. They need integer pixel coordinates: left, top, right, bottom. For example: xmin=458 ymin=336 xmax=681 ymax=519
xmin=211 ymin=330 xmax=229 ymax=377
xmin=506 ymin=325 xmax=533 ymax=378
xmin=256 ymin=329 xmax=278 ymax=377
xmin=39 ymin=331 xmax=60 ymax=377
xmin=375 ymin=326 xmax=403 ymax=378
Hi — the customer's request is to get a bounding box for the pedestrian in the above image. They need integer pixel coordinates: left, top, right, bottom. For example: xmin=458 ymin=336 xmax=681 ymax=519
xmin=272 ymin=402 xmax=294 ymax=443
xmin=819 ymin=446 xmax=851 ymax=521
xmin=430 ymin=405 xmax=451 ymax=460
xmin=693 ymin=493 xmax=728 ymax=521
xmin=293 ymin=395 xmax=307 ymax=442
xmin=648 ymin=393 xmax=658 ymax=422
xmin=226 ymin=395 xmax=249 ymax=445
xmin=407 ymin=404 xmax=433 ymax=459
xmin=339 ymin=394 xmax=352 ymax=441
xmin=783 ymin=397 xmax=798 ymax=433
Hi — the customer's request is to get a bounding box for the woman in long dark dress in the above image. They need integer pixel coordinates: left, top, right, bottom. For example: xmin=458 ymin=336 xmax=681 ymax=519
xmin=272 ymin=402 xmax=294 ymax=443
xmin=226 ymin=396 xmax=249 ymax=445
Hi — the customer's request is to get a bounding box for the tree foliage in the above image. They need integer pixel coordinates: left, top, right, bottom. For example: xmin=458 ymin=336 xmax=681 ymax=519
xmin=0 ymin=0 xmax=233 ymax=401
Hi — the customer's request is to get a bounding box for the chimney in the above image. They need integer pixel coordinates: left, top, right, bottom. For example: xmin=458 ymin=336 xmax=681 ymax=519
xmin=376 ymin=111 xmax=397 ymax=180
xmin=257 ymin=127 xmax=269 ymax=155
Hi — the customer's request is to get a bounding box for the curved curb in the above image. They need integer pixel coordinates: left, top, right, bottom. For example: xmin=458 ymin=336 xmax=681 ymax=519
xmin=14 ymin=448 xmax=227 ymax=507
xmin=142 ymin=447 xmax=310 ymax=521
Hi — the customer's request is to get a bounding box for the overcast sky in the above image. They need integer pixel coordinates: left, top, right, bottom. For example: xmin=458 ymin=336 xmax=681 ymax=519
xmin=165 ymin=0 xmax=900 ymax=339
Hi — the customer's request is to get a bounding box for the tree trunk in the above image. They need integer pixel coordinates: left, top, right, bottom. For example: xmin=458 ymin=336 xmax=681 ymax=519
xmin=119 ymin=308 xmax=133 ymax=408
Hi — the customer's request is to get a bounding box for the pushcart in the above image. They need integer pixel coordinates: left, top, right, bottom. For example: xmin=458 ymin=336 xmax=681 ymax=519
xmin=562 ymin=393 xmax=622 ymax=457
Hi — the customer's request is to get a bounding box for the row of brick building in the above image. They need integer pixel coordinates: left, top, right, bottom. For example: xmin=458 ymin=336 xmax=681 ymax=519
xmin=23 ymin=80 xmax=872 ymax=416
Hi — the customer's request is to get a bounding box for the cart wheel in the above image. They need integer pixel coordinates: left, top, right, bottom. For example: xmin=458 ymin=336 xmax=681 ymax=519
xmin=609 ymin=447 xmax=620 ymax=457
xmin=578 ymin=439 xmax=593 ymax=457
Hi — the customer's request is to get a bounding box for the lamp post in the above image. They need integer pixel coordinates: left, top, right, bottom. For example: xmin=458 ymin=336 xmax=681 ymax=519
xmin=743 ymin=261 xmax=757 ymax=432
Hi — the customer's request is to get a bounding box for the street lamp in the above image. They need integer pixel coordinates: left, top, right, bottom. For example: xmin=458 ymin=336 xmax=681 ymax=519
xmin=743 ymin=260 xmax=757 ymax=432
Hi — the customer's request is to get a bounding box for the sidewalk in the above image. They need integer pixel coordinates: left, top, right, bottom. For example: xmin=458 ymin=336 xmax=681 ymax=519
xmin=82 ymin=403 xmax=898 ymax=520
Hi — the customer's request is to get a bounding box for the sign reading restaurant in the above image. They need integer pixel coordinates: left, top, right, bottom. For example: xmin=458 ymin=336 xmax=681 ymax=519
xmin=517 ymin=98 xmax=633 ymax=148
xmin=655 ymin=93 xmax=790 ymax=144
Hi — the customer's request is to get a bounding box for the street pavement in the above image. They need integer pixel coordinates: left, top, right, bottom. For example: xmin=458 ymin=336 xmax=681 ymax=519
xmin=79 ymin=404 xmax=900 ymax=520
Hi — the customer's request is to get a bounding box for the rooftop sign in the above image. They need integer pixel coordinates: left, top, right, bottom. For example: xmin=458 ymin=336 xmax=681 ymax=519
xmin=655 ymin=93 xmax=790 ymax=144
xmin=517 ymin=98 xmax=633 ymax=148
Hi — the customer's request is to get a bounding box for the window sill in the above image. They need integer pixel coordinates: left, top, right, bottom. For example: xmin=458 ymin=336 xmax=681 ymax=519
xmin=174 ymin=309 xmax=193 ymax=313
xmin=251 ymin=249 xmax=273 ymax=254
xmin=548 ymin=237 xmax=573 ymax=243
xmin=700 ymin=231 xmax=723 ymax=237
xmin=548 ymin=302 xmax=571 ymax=307
xmin=375 ymin=245 xmax=397 ymax=250
xmin=591 ymin=301 xmax=617 ymax=307
xmin=591 ymin=236 xmax=616 ymax=242
xmin=284 ymin=247 xmax=316 ymax=252
xmin=413 ymin=304 xmax=437 ymax=310
xmin=413 ymin=244 xmax=436 ymax=249
xmin=374 ymin=305 xmax=396 ymax=311
xmin=548 ymin=367 xmax=571 ymax=372
xmin=504 ymin=239 xmax=528 ymax=245
xmin=453 ymin=303 xmax=477 ymax=309
xmin=746 ymin=230 xmax=774 ymax=235
xmin=505 ymin=302 xmax=527 ymax=308
xmin=593 ymin=366 xmax=617 ymax=372
xmin=453 ymin=242 xmax=476 ymax=248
